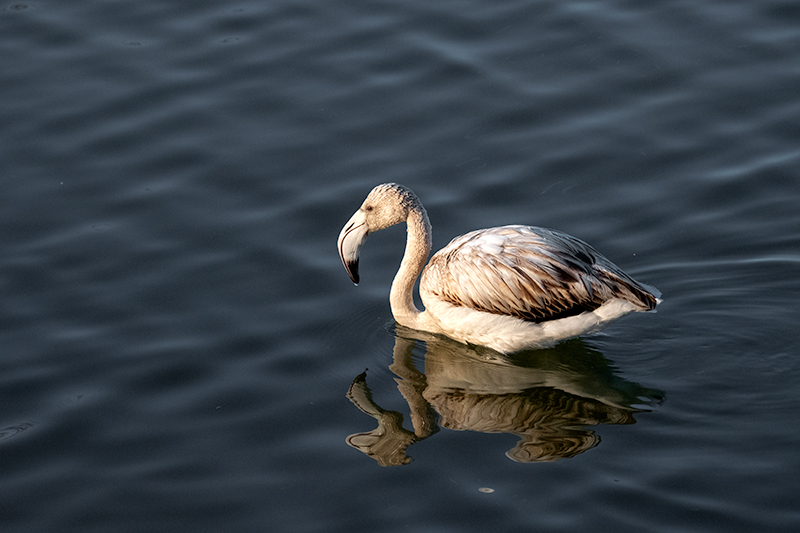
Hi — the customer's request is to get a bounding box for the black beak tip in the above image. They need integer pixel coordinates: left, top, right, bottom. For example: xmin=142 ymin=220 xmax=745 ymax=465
xmin=345 ymin=260 xmax=360 ymax=285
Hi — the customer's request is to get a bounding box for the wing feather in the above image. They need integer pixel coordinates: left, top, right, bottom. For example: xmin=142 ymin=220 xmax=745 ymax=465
xmin=421 ymin=226 xmax=657 ymax=323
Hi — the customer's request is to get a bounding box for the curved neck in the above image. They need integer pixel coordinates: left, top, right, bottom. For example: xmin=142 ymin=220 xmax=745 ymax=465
xmin=390 ymin=205 xmax=432 ymax=330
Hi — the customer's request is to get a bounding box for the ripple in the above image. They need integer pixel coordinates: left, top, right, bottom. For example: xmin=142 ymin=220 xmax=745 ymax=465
xmin=0 ymin=422 xmax=33 ymax=443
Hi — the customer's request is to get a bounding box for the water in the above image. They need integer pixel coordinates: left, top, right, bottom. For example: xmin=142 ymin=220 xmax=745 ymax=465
xmin=2 ymin=0 xmax=799 ymax=531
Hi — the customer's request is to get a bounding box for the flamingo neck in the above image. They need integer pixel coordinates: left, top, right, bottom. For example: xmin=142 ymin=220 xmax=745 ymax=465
xmin=390 ymin=205 xmax=432 ymax=330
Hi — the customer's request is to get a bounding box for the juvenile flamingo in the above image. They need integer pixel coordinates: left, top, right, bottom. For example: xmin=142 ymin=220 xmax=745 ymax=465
xmin=338 ymin=183 xmax=659 ymax=353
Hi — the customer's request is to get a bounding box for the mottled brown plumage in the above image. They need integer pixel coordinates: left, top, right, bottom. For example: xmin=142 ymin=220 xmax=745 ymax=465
xmin=422 ymin=225 xmax=657 ymax=324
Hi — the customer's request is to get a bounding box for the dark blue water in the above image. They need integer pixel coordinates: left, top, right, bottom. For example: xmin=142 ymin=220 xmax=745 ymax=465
xmin=2 ymin=1 xmax=799 ymax=531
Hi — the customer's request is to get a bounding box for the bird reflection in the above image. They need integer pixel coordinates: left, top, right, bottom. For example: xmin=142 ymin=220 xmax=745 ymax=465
xmin=346 ymin=327 xmax=663 ymax=466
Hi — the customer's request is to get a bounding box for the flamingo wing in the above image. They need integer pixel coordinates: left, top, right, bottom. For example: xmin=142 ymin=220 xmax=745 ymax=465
xmin=421 ymin=225 xmax=657 ymax=323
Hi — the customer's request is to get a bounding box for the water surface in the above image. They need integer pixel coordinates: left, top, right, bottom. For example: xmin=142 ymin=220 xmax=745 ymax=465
xmin=1 ymin=1 xmax=799 ymax=531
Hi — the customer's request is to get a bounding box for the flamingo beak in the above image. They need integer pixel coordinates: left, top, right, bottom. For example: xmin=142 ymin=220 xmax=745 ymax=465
xmin=337 ymin=210 xmax=369 ymax=285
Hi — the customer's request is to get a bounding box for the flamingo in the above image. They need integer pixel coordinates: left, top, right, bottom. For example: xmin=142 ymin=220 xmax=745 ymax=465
xmin=337 ymin=183 xmax=659 ymax=353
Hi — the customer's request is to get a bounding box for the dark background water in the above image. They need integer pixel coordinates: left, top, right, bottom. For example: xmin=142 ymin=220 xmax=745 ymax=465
xmin=2 ymin=1 xmax=799 ymax=531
